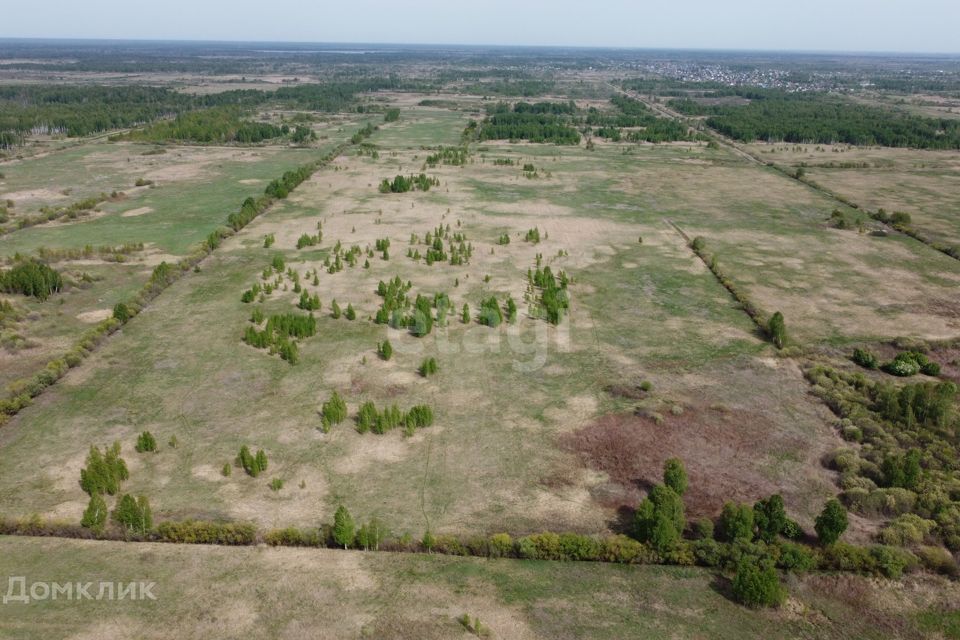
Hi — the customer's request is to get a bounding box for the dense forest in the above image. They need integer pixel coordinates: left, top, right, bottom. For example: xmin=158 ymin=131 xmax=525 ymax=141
xmin=126 ymin=107 xmax=286 ymax=144
xmin=670 ymin=90 xmax=960 ymax=148
xmin=586 ymin=95 xmax=693 ymax=143
xmin=0 ymin=79 xmax=401 ymax=149
xmin=0 ymin=85 xmax=190 ymax=147
xmin=473 ymin=102 xmax=580 ymax=144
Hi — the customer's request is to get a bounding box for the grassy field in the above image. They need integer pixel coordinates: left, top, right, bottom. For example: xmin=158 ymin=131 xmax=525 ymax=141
xmin=744 ymin=142 xmax=960 ymax=252
xmin=0 ymin=104 xmax=846 ymax=538
xmin=0 ymin=97 xmax=957 ymax=582
xmin=1 ymin=536 xmax=958 ymax=640
xmin=0 ymin=132 xmax=353 ymax=390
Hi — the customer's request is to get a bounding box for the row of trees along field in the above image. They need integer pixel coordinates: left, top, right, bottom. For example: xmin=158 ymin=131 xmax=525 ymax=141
xmin=0 ymin=78 xmax=402 ymax=148
xmin=669 ymin=89 xmax=960 ymax=148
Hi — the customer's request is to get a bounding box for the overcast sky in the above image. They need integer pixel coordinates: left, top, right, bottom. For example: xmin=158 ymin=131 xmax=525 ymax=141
xmin=2 ymin=0 xmax=958 ymax=54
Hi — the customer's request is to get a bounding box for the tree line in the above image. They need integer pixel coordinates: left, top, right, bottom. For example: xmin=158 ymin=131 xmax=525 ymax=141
xmin=0 ymin=79 xmax=400 ymax=148
xmin=0 ymin=261 xmax=63 ymax=300
xmin=671 ymin=90 xmax=960 ymax=149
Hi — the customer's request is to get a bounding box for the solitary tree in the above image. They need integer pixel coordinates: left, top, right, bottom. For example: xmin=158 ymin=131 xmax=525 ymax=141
xmin=815 ymin=498 xmax=848 ymax=545
xmin=333 ymin=505 xmax=355 ymax=549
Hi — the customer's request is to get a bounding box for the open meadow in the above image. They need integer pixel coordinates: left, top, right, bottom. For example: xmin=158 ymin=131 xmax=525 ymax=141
xmin=1 ymin=41 xmax=960 ymax=638
xmin=0 ymin=102 xmax=853 ymax=536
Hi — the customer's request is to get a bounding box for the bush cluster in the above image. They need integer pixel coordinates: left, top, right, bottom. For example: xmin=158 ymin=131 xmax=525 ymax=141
xmin=237 ymin=445 xmax=268 ymax=477
xmin=356 ymin=401 xmax=434 ymax=436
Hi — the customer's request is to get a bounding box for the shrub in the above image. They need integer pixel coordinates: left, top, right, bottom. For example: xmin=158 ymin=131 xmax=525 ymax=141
xmin=320 ymin=391 xmax=348 ymax=429
xmin=852 ymin=347 xmax=878 ymax=369
xmin=767 ymin=311 xmax=787 ymax=349
xmin=378 ymin=340 xmax=392 ymax=361
xmin=843 ymin=487 xmax=916 ymax=517
xmin=419 ymin=357 xmax=439 ymax=377
xmin=916 ymin=545 xmax=959 ymax=576
xmin=776 ymin=541 xmax=817 ymax=573
xmin=882 ymin=352 xmax=922 ymax=377
xmin=869 ymin=545 xmax=914 ymax=578
xmin=486 ymin=533 xmax=513 ymax=558
xmin=517 ymin=532 xmax=563 ymax=560
xmin=264 ymin=527 xmax=321 ymax=547
xmin=692 ymin=538 xmax=723 ymax=567
xmin=478 ymin=297 xmax=503 ymax=327
xmin=732 ymin=557 xmax=785 ymax=608
xmin=815 ymin=498 xmax=848 ymax=545
xmin=237 ymin=445 xmax=266 ymax=477
xmin=879 ymin=513 xmax=936 ymax=546
xmin=155 ymin=520 xmax=256 ymax=545
xmin=694 ymin=518 xmax=715 ymax=540
xmin=135 ymin=431 xmax=157 ymax=453
xmin=781 ymin=518 xmax=804 ymax=540
xmin=112 ymin=302 xmax=131 ymax=322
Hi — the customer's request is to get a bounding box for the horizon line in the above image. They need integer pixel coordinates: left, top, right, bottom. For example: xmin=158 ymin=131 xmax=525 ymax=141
xmin=0 ymin=36 xmax=958 ymax=58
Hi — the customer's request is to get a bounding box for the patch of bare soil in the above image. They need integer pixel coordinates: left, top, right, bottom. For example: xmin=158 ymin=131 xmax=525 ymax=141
xmin=76 ymin=308 xmax=112 ymax=323
xmin=562 ymin=405 xmax=814 ymax=517
xmin=121 ymin=206 xmax=153 ymax=217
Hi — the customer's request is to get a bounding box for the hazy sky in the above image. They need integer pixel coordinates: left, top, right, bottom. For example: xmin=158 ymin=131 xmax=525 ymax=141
xmin=2 ymin=0 xmax=959 ymax=53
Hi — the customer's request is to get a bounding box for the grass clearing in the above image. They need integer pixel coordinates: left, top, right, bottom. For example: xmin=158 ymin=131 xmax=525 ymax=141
xmin=0 ymin=536 xmax=957 ymax=640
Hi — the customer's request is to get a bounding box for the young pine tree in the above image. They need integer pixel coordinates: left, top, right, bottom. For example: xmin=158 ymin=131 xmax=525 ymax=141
xmin=135 ymin=431 xmax=157 ymax=453
xmin=767 ymin=311 xmax=787 ymax=349
xmin=634 ymin=484 xmax=685 ymax=551
xmin=80 ymin=493 xmax=108 ymax=532
xmin=333 ymin=505 xmax=355 ymax=549
xmin=663 ymin=458 xmax=688 ymax=496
